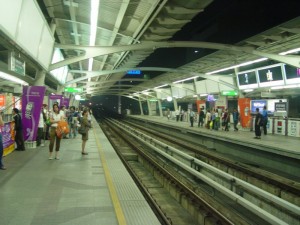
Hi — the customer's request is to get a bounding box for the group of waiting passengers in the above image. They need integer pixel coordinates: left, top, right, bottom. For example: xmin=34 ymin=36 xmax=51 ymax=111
xmin=174 ymin=107 xmax=240 ymax=131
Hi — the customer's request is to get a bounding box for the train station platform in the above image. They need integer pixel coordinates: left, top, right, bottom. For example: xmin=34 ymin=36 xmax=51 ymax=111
xmin=128 ymin=115 xmax=300 ymax=160
xmin=127 ymin=115 xmax=300 ymax=181
xmin=0 ymin=118 xmax=160 ymax=225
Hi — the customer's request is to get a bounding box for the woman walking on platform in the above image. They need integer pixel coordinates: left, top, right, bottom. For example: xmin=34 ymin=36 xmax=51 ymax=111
xmin=81 ymin=109 xmax=92 ymax=155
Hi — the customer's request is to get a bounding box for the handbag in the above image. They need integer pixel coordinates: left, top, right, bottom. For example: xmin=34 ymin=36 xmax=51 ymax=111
xmin=78 ymin=125 xmax=87 ymax=135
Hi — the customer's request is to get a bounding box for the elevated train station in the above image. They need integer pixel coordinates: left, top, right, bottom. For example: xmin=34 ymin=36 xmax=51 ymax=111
xmin=0 ymin=0 xmax=300 ymax=224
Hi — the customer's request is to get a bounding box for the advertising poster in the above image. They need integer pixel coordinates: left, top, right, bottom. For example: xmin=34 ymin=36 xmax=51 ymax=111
xmin=196 ymin=100 xmax=206 ymax=113
xmin=251 ymin=100 xmax=267 ymax=113
xmin=0 ymin=95 xmax=5 ymax=111
xmin=22 ymin=86 xmax=46 ymax=141
xmin=48 ymin=94 xmax=63 ymax=110
xmin=1 ymin=122 xmax=15 ymax=156
xmin=63 ymin=97 xmax=70 ymax=108
xmin=238 ymin=98 xmax=251 ymax=128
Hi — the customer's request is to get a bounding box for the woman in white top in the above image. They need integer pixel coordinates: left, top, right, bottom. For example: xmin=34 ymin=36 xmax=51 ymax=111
xmin=49 ymin=103 xmax=64 ymax=160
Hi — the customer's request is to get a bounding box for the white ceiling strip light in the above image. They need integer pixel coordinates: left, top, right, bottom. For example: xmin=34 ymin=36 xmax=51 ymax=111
xmin=0 ymin=71 xmax=28 ymax=85
xmin=88 ymin=0 xmax=100 ymax=74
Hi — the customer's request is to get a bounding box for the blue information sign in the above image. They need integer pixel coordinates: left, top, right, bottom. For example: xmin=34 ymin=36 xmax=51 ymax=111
xmin=127 ymin=70 xmax=141 ymax=75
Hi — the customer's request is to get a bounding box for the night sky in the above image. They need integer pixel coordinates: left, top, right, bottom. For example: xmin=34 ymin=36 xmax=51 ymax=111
xmin=89 ymin=0 xmax=300 ymax=114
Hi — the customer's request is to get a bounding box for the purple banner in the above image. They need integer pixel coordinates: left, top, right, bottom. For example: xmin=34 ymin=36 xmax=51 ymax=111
xmin=48 ymin=94 xmax=63 ymax=110
xmin=22 ymin=86 xmax=46 ymax=141
xmin=1 ymin=122 xmax=15 ymax=150
xmin=63 ymin=97 xmax=70 ymax=108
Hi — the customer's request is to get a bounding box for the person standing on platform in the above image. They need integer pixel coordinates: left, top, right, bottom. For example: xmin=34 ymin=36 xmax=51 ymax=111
xmin=81 ymin=109 xmax=92 ymax=155
xmin=175 ymin=109 xmax=180 ymax=122
xmin=233 ymin=108 xmax=240 ymax=131
xmin=198 ymin=107 xmax=205 ymax=127
xmin=189 ymin=110 xmax=195 ymax=127
xmin=37 ymin=106 xmax=46 ymax=147
xmin=262 ymin=105 xmax=268 ymax=135
xmin=205 ymin=109 xmax=211 ymax=129
xmin=0 ymin=112 xmax=6 ymax=170
xmin=223 ymin=108 xmax=230 ymax=131
xmin=254 ymin=108 xmax=263 ymax=139
xmin=49 ymin=103 xmax=64 ymax=160
xmin=12 ymin=108 xmax=25 ymax=151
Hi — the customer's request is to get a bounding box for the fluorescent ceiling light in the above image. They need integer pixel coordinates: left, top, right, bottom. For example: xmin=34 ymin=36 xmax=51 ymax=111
xmin=0 ymin=71 xmax=28 ymax=85
xmin=88 ymin=0 xmax=100 ymax=72
xmin=173 ymin=76 xmax=198 ymax=84
xmin=243 ymin=89 xmax=253 ymax=92
xmin=270 ymin=84 xmax=300 ymax=90
xmin=154 ymin=84 xmax=168 ymax=89
xmin=200 ymin=93 xmax=208 ymax=96
xmin=279 ymin=48 xmax=300 ymax=55
xmin=206 ymin=58 xmax=268 ymax=75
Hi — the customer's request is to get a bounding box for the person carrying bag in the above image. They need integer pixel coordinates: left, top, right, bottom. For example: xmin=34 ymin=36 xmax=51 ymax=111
xmin=79 ymin=109 xmax=92 ymax=155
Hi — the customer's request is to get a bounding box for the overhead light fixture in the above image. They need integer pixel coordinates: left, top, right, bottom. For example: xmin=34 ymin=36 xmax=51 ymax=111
xmin=154 ymin=84 xmax=168 ymax=89
xmin=88 ymin=0 xmax=100 ymax=72
xmin=173 ymin=76 xmax=198 ymax=84
xmin=271 ymin=84 xmax=300 ymax=90
xmin=0 ymin=71 xmax=28 ymax=85
xmin=243 ymin=89 xmax=253 ymax=92
xmin=206 ymin=58 xmax=268 ymax=75
xmin=279 ymin=48 xmax=300 ymax=55
xmin=200 ymin=93 xmax=208 ymax=96
xmin=75 ymin=94 xmax=81 ymax=100
xmin=167 ymin=96 xmax=173 ymax=102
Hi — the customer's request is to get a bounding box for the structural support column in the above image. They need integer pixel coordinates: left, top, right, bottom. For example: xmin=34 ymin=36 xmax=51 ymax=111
xmin=157 ymin=99 xmax=163 ymax=117
xmin=118 ymin=95 xmax=121 ymax=114
xmin=34 ymin=70 xmax=46 ymax=86
xmin=173 ymin=97 xmax=178 ymax=111
xmin=139 ymin=98 xmax=144 ymax=115
xmin=147 ymin=99 xmax=151 ymax=116
xmin=57 ymin=85 xmax=64 ymax=94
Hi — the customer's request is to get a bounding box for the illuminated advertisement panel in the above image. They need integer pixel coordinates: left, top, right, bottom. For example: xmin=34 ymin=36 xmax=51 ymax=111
xmin=251 ymin=100 xmax=267 ymax=113
xmin=284 ymin=64 xmax=300 ymax=84
xmin=258 ymin=64 xmax=284 ymax=87
xmin=237 ymin=70 xmax=258 ymax=89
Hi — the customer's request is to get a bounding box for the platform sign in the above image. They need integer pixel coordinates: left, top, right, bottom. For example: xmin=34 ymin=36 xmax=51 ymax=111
xmin=127 ymin=70 xmax=141 ymax=75
xmin=221 ymin=90 xmax=238 ymax=96
xmin=8 ymin=52 xmax=25 ymax=76
xmin=64 ymin=87 xmax=83 ymax=93
xmin=275 ymin=102 xmax=287 ymax=112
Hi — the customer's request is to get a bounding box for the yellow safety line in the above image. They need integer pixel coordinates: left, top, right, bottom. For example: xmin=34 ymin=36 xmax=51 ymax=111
xmin=93 ymin=128 xmax=127 ymax=225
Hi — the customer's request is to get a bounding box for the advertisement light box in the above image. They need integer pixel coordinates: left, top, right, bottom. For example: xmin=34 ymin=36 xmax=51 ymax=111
xmin=258 ymin=65 xmax=284 ymax=87
xmin=284 ymin=64 xmax=300 ymax=84
xmin=237 ymin=70 xmax=258 ymax=89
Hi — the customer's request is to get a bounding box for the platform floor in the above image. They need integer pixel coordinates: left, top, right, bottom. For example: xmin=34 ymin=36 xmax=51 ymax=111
xmin=129 ymin=115 xmax=300 ymax=159
xmin=0 ymin=118 xmax=160 ymax=225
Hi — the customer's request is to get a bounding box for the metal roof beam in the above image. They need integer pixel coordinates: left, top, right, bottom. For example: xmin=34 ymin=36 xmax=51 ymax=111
xmin=50 ymin=41 xmax=253 ymax=71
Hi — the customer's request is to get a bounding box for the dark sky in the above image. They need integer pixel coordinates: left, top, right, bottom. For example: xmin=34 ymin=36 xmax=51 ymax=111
xmin=139 ymin=0 xmax=300 ymax=71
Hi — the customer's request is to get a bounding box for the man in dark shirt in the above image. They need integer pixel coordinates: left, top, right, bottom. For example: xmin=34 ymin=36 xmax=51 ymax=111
xmin=254 ymin=108 xmax=263 ymax=139
xmin=13 ymin=108 xmax=25 ymax=151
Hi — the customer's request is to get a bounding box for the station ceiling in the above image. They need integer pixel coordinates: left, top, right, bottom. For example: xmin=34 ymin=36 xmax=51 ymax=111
xmin=0 ymin=0 xmax=300 ymax=99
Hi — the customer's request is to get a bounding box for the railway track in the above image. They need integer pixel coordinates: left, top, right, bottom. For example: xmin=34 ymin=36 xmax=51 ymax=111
xmin=100 ymin=118 xmax=300 ymax=225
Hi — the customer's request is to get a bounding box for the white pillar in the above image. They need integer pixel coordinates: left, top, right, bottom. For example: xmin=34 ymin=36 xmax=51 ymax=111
xmin=34 ymin=70 xmax=46 ymax=86
xmin=139 ymin=98 xmax=144 ymax=115
xmin=157 ymin=99 xmax=163 ymax=117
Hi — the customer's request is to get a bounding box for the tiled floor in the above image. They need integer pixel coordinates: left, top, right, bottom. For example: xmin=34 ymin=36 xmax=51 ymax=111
xmin=0 ymin=119 xmax=160 ymax=225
